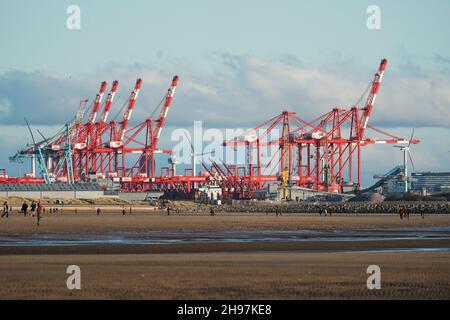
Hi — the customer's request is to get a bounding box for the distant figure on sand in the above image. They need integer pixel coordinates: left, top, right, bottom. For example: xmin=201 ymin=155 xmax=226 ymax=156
xmin=167 ymin=207 xmax=171 ymax=216
xmin=30 ymin=201 xmax=37 ymax=217
xmin=36 ymin=201 xmax=43 ymax=226
xmin=21 ymin=201 xmax=28 ymax=216
xmin=399 ymin=207 xmax=405 ymax=220
xmin=2 ymin=201 xmax=9 ymax=218
xmin=275 ymin=207 xmax=281 ymax=216
xmin=97 ymin=208 xmax=101 ymax=216
xmin=122 ymin=207 xmax=126 ymax=215
xmin=210 ymin=208 xmax=215 ymax=216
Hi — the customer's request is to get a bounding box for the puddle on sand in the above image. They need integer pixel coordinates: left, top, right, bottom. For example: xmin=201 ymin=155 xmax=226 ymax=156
xmin=1 ymin=228 xmax=450 ymax=247
xmin=341 ymin=248 xmax=450 ymax=254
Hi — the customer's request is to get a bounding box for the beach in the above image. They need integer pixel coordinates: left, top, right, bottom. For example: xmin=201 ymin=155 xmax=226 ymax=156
xmin=0 ymin=212 xmax=450 ymax=299
xmin=1 ymin=211 xmax=449 ymax=234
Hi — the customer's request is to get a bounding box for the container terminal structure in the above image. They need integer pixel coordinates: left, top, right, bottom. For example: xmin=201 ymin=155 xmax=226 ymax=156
xmin=1 ymin=59 xmax=420 ymax=199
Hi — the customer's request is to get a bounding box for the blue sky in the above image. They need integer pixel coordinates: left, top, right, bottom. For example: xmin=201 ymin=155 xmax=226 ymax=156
xmin=1 ymin=0 xmax=450 ymax=75
xmin=0 ymin=0 xmax=449 ymax=186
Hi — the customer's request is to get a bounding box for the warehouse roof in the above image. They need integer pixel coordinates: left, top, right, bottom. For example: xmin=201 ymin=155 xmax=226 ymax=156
xmin=0 ymin=183 xmax=103 ymax=192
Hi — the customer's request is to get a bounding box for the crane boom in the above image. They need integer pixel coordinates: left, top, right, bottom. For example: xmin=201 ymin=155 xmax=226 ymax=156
xmin=74 ymin=99 xmax=89 ymax=125
xmin=359 ymin=58 xmax=388 ymax=138
xmin=152 ymin=75 xmax=179 ymax=148
xmin=73 ymin=82 xmax=107 ymax=150
xmin=87 ymin=81 xmax=108 ymax=124
xmin=99 ymin=80 xmax=119 ymax=124
xmin=110 ymin=79 xmax=142 ymax=148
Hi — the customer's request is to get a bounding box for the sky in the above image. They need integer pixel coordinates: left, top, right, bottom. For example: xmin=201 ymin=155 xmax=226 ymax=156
xmin=0 ymin=0 xmax=449 ymax=187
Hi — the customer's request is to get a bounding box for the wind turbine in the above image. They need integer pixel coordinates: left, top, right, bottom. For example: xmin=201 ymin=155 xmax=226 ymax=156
xmin=24 ymin=118 xmax=51 ymax=184
xmin=183 ymin=131 xmax=215 ymax=178
xmin=394 ymin=129 xmax=416 ymax=192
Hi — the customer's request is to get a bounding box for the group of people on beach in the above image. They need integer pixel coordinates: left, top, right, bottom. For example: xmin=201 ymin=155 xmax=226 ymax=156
xmin=398 ymin=206 xmax=424 ymax=219
xmin=1 ymin=199 xmax=429 ymax=223
xmin=2 ymin=200 xmax=44 ymax=226
xmin=165 ymin=206 xmax=217 ymax=216
xmin=399 ymin=206 xmax=409 ymax=220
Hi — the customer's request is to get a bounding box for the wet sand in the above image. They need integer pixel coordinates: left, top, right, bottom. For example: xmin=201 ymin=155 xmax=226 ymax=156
xmin=1 ymin=213 xmax=450 ymax=299
xmin=0 ymin=212 xmax=448 ymax=235
xmin=1 ymin=251 xmax=449 ymax=299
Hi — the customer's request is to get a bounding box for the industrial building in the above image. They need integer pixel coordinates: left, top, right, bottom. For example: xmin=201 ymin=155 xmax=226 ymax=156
xmin=369 ymin=168 xmax=450 ymax=195
xmin=198 ymin=185 xmax=222 ymax=204
xmin=0 ymin=183 xmax=104 ymax=199
xmin=411 ymin=172 xmax=450 ymax=193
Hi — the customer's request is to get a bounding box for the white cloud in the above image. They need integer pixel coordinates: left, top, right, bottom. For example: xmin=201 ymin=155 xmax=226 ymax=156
xmin=2 ymin=55 xmax=449 ymax=129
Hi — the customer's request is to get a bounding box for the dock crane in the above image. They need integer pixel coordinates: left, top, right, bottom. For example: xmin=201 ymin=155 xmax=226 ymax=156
xmin=73 ymin=81 xmax=108 ymax=150
xmin=146 ymin=76 xmax=180 ymax=178
xmin=89 ymin=81 xmax=119 ymax=172
xmin=280 ymin=112 xmax=291 ymax=200
xmin=110 ymin=79 xmax=142 ymax=149
xmin=107 ymin=79 xmax=142 ymax=176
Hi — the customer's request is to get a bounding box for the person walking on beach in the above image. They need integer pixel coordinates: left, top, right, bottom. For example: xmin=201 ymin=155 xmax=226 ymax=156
xmin=167 ymin=207 xmax=171 ymax=216
xmin=275 ymin=206 xmax=282 ymax=216
xmin=210 ymin=207 xmax=215 ymax=216
xmin=21 ymin=201 xmax=28 ymax=216
xmin=2 ymin=201 xmax=9 ymax=218
xmin=97 ymin=208 xmax=101 ymax=216
xmin=36 ymin=201 xmax=43 ymax=226
xmin=122 ymin=206 xmax=126 ymax=215
xmin=399 ymin=207 xmax=405 ymax=220
xmin=30 ymin=201 xmax=37 ymax=217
